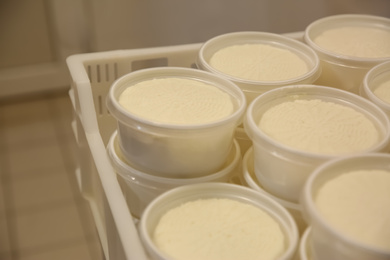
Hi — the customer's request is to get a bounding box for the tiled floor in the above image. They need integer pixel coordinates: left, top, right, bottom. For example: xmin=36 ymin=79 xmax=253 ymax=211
xmin=0 ymin=90 xmax=105 ymax=260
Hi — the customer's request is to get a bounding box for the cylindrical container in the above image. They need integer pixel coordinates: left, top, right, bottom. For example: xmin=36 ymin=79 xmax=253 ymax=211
xmin=305 ymin=14 xmax=390 ymax=94
xmin=361 ymin=60 xmax=390 ymax=120
xmin=107 ymin=131 xmax=242 ymax=219
xmin=299 ymin=228 xmax=312 ymax=260
xmin=107 ymin=67 xmax=246 ymax=178
xmin=301 ymin=153 xmax=390 ymax=260
xmin=234 ymin=127 xmax=252 ymax=156
xmin=241 ymin=147 xmax=307 ymax=235
xmin=139 ymin=183 xmax=299 ymax=260
xmin=244 ymin=84 xmax=390 ymax=202
xmin=197 ymin=31 xmax=321 ymax=105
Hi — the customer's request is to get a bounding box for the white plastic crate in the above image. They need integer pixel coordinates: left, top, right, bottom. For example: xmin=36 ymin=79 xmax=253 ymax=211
xmin=66 ymin=32 xmax=304 ymax=260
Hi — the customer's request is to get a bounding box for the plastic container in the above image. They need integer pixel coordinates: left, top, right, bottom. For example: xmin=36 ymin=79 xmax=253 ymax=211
xmin=139 ymin=182 xmax=299 ymax=260
xmin=304 ymin=14 xmax=390 ymax=94
xmin=301 ymin=153 xmax=390 ymax=260
xmin=107 ymin=67 xmax=246 ymax=178
xmin=244 ymin=84 xmax=390 ymax=202
xmin=197 ymin=31 xmax=321 ymax=105
xmin=107 ymin=131 xmax=242 ymax=219
xmin=361 ymin=60 xmax=390 ymax=120
xmin=241 ymin=147 xmax=307 ymax=235
xmin=234 ymin=127 xmax=252 ymax=156
xmin=299 ymin=228 xmax=312 ymax=260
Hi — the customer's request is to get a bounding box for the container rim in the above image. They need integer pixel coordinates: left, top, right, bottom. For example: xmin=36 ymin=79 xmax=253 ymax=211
xmin=362 ymin=60 xmax=390 ymax=110
xmin=299 ymin=227 xmax=311 ymax=260
xmin=244 ymin=84 xmax=390 ymax=160
xmin=301 ymin=153 xmax=390 ymax=255
xmin=197 ymin=31 xmax=321 ymax=87
xmin=304 ymin=14 xmax=390 ymax=66
xmin=106 ymin=67 xmax=246 ymax=131
xmin=139 ymin=182 xmax=299 ymax=260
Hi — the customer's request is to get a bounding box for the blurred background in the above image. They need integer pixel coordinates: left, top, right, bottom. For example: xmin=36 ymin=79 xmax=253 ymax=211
xmin=1 ymin=0 xmax=389 ymax=98
xmin=0 ymin=0 xmax=389 ymax=259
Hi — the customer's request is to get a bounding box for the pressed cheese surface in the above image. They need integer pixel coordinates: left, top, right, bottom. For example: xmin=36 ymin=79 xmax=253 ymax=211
xmin=258 ymin=99 xmax=379 ymax=155
xmin=153 ymin=198 xmax=285 ymax=260
xmin=374 ymin=79 xmax=390 ymax=104
xmin=209 ymin=44 xmax=308 ymax=81
xmin=314 ymin=26 xmax=390 ymax=58
xmin=119 ymin=78 xmax=234 ymax=125
xmin=315 ymin=170 xmax=390 ymax=250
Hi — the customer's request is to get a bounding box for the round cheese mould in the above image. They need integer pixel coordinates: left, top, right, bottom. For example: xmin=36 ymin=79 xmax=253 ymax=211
xmin=360 ymin=60 xmax=390 ymax=120
xmin=241 ymin=147 xmax=307 ymax=236
xmin=106 ymin=67 xmax=246 ymax=178
xmin=234 ymin=126 xmax=252 ymax=156
xmin=107 ymin=131 xmax=242 ymax=219
xmin=244 ymin=84 xmax=390 ymax=203
xmin=301 ymin=153 xmax=390 ymax=260
xmin=299 ymin=228 xmax=312 ymax=260
xmin=139 ymin=182 xmax=299 ymax=260
xmin=197 ymin=31 xmax=321 ymax=105
xmin=304 ymin=14 xmax=390 ymax=94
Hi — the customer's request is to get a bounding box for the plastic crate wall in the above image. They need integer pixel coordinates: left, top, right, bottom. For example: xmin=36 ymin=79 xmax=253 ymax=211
xmin=67 ymin=43 xmax=202 ymax=260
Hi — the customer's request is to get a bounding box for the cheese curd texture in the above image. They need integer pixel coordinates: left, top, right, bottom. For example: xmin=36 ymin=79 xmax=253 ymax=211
xmin=314 ymin=26 xmax=390 ymax=58
xmin=119 ymin=78 xmax=234 ymax=125
xmin=315 ymin=169 xmax=390 ymax=251
xmin=209 ymin=43 xmax=308 ymax=81
xmin=258 ymin=99 xmax=379 ymax=155
xmin=153 ymin=198 xmax=285 ymax=260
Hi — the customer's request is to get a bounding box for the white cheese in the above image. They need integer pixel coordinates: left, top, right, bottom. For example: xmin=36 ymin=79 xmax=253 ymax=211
xmin=153 ymin=198 xmax=285 ymax=260
xmin=258 ymin=99 xmax=379 ymax=155
xmin=119 ymin=77 xmax=234 ymax=125
xmin=209 ymin=44 xmax=308 ymax=81
xmin=315 ymin=169 xmax=390 ymax=250
xmin=314 ymin=26 xmax=390 ymax=58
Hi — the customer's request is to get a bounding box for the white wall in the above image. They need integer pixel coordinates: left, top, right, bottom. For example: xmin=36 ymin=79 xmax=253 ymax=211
xmin=0 ymin=0 xmax=389 ymax=97
xmin=87 ymin=0 xmax=390 ymax=51
xmin=0 ymin=0 xmax=87 ymax=98
xmin=0 ymin=0 xmax=53 ymax=69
